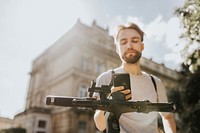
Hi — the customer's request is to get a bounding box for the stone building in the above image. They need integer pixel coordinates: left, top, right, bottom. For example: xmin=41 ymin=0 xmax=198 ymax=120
xmin=0 ymin=117 xmax=13 ymax=130
xmin=13 ymin=20 xmax=182 ymax=133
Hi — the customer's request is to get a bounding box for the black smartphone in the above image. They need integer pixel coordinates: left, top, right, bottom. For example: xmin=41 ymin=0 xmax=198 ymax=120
xmin=112 ymin=73 xmax=131 ymax=100
xmin=113 ymin=73 xmax=131 ymax=89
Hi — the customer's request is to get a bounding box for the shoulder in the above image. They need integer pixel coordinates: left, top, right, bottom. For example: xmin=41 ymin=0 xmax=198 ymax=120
xmin=147 ymin=73 xmax=168 ymax=102
xmin=97 ymin=66 xmax=122 ymax=79
xmin=96 ymin=69 xmax=115 ymax=86
xmin=97 ymin=69 xmax=114 ymax=79
xmin=142 ymin=71 xmax=164 ymax=88
xmin=144 ymin=72 xmax=162 ymax=83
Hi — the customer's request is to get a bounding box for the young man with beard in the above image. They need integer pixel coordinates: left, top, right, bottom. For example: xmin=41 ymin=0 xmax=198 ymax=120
xmin=93 ymin=23 xmax=176 ymax=133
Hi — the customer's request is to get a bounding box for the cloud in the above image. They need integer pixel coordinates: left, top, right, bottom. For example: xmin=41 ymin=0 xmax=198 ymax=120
xmin=143 ymin=15 xmax=184 ymax=68
xmin=164 ymin=53 xmax=183 ymax=66
xmin=127 ymin=16 xmax=144 ymax=27
xmin=165 ymin=17 xmax=183 ymax=50
xmin=144 ymin=15 xmax=183 ymax=47
xmin=144 ymin=15 xmax=167 ymax=42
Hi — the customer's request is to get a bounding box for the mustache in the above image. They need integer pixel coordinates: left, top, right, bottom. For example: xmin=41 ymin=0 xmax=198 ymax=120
xmin=125 ymin=49 xmax=139 ymax=54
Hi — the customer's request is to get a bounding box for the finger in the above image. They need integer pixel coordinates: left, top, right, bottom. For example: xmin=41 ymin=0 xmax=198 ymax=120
xmin=93 ymin=96 xmax=100 ymax=100
xmin=121 ymin=89 xmax=131 ymax=94
xmin=111 ymin=86 xmax=124 ymax=93
xmin=125 ymin=93 xmax=132 ymax=100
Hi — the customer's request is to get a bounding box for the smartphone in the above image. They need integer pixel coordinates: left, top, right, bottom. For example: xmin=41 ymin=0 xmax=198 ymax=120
xmin=113 ymin=73 xmax=130 ymax=89
xmin=112 ymin=73 xmax=131 ymax=100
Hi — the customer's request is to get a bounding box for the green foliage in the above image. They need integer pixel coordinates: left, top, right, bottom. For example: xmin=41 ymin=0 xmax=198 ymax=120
xmin=175 ymin=0 xmax=200 ymax=42
xmin=0 ymin=128 xmax=26 ymax=133
xmin=167 ymin=89 xmax=182 ymax=112
xmin=174 ymin=1 xmax=200 ymax=132
xmin=174 ymin=0 xmax=200 ymax=56
xmin=182 ymin=49 xmax=200 ymax=73
xmin=179 ymin=50 xmax=200 ymax=133
xmin=179 ymin=72 xmax=200 ymax=133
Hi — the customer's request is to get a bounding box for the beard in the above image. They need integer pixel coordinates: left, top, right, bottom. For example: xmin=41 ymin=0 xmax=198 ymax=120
xmin=122 ymin=49 xmax=142 ymax=64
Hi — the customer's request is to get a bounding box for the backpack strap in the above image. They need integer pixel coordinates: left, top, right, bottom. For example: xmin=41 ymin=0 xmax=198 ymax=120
xmin=150 ymin=75 xmax=159 ymax=102
xmin=108 ymin=69 xmax=115 ymax=87
xmin=111 ymin=70 xmax=115 ymax=75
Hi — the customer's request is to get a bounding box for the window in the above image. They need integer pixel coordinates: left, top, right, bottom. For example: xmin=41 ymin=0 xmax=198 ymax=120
xmin=96 ymin=62 xmax=105 ymax=74
xmin=35 ymin=119 xmax=48 ymax=133
xmin=78 ymin=121 xmax=87 ymax=133
xmin=78 ymin=85 xmax=88 ymax=97
xmin=81 ymin=57 xmax=88 ymax=71
xmin=81 ymin=56 xmax=93 ymax=72
xmin=38 ymin=120 xmax=46 ymax=128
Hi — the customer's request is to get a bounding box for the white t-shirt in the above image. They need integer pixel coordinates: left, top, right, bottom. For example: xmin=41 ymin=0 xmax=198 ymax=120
xmin=94 ymin=66 xmax=168 ymax=133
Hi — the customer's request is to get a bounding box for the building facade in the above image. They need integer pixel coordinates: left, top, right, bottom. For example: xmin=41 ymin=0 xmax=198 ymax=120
xmin=13 ymin=20 xmax=182 ymax=133
xmin=0 ymin=117 xmax=13 ymax=130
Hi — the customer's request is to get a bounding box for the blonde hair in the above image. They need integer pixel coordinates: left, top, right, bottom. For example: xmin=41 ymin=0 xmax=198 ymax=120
xmin=114 ymin=22 xmax=145 ymax=44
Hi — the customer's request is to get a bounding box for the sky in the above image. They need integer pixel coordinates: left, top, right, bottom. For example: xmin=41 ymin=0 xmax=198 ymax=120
xmin=0 ymin=0 xmax=185 ymax=119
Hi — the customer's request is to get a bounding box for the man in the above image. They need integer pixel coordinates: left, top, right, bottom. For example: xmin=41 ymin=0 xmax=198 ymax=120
xmin=93 ymin=22 xmax=176 ymax=133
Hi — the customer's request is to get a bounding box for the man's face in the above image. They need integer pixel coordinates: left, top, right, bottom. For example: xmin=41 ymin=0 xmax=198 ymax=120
xmin=116 ymin=28 xmax=144 ymax=64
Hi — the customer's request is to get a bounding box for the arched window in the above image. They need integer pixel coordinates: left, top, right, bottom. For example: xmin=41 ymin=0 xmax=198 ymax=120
xmin=78 ymin=84 xmax=89 ymax=97
xmin=80 ymin=56 xmax=93 ymax=72
xmin=78 ymin=121 xmax=87 ymax=133
xmin=96 ymin=62 xmax=105 ymax=74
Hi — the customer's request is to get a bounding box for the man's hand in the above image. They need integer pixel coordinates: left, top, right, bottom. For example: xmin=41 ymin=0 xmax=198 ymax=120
xmin=111 ymin=86 xmax=132 ymax=100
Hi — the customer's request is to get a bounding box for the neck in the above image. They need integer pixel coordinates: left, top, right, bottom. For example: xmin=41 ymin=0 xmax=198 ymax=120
xmin=122 ymin=61 xmax=142 ymax=75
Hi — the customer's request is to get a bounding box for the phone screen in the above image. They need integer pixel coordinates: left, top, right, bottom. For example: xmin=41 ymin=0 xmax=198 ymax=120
xmin=112 ymin=73 xmax=131 ymax=100
xmin=113 ymin=73 xmax=131 ymax=90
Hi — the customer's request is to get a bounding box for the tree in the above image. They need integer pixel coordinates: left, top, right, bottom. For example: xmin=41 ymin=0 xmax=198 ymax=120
xmin=174 ymin=0 xmax=200 ymax=56
xmin=178 ymin=49 xmax=200 ymax=133
xmin=175 ymin=0 xmax=200 ymax=132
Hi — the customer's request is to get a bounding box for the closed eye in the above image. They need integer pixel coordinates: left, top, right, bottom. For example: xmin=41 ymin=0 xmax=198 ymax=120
xmin=120 ymin=39 xmax=127 ymax=45
xmin=131 ymin=37 xmax=140 ymax=43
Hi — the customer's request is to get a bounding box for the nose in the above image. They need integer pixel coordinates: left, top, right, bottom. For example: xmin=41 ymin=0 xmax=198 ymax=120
xmin=127 ymin=41 xmax=132 ymax=49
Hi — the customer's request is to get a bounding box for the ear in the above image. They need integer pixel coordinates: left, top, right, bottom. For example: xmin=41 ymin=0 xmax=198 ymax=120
xmin=141 ymin=43 xmax=144 ymax=51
